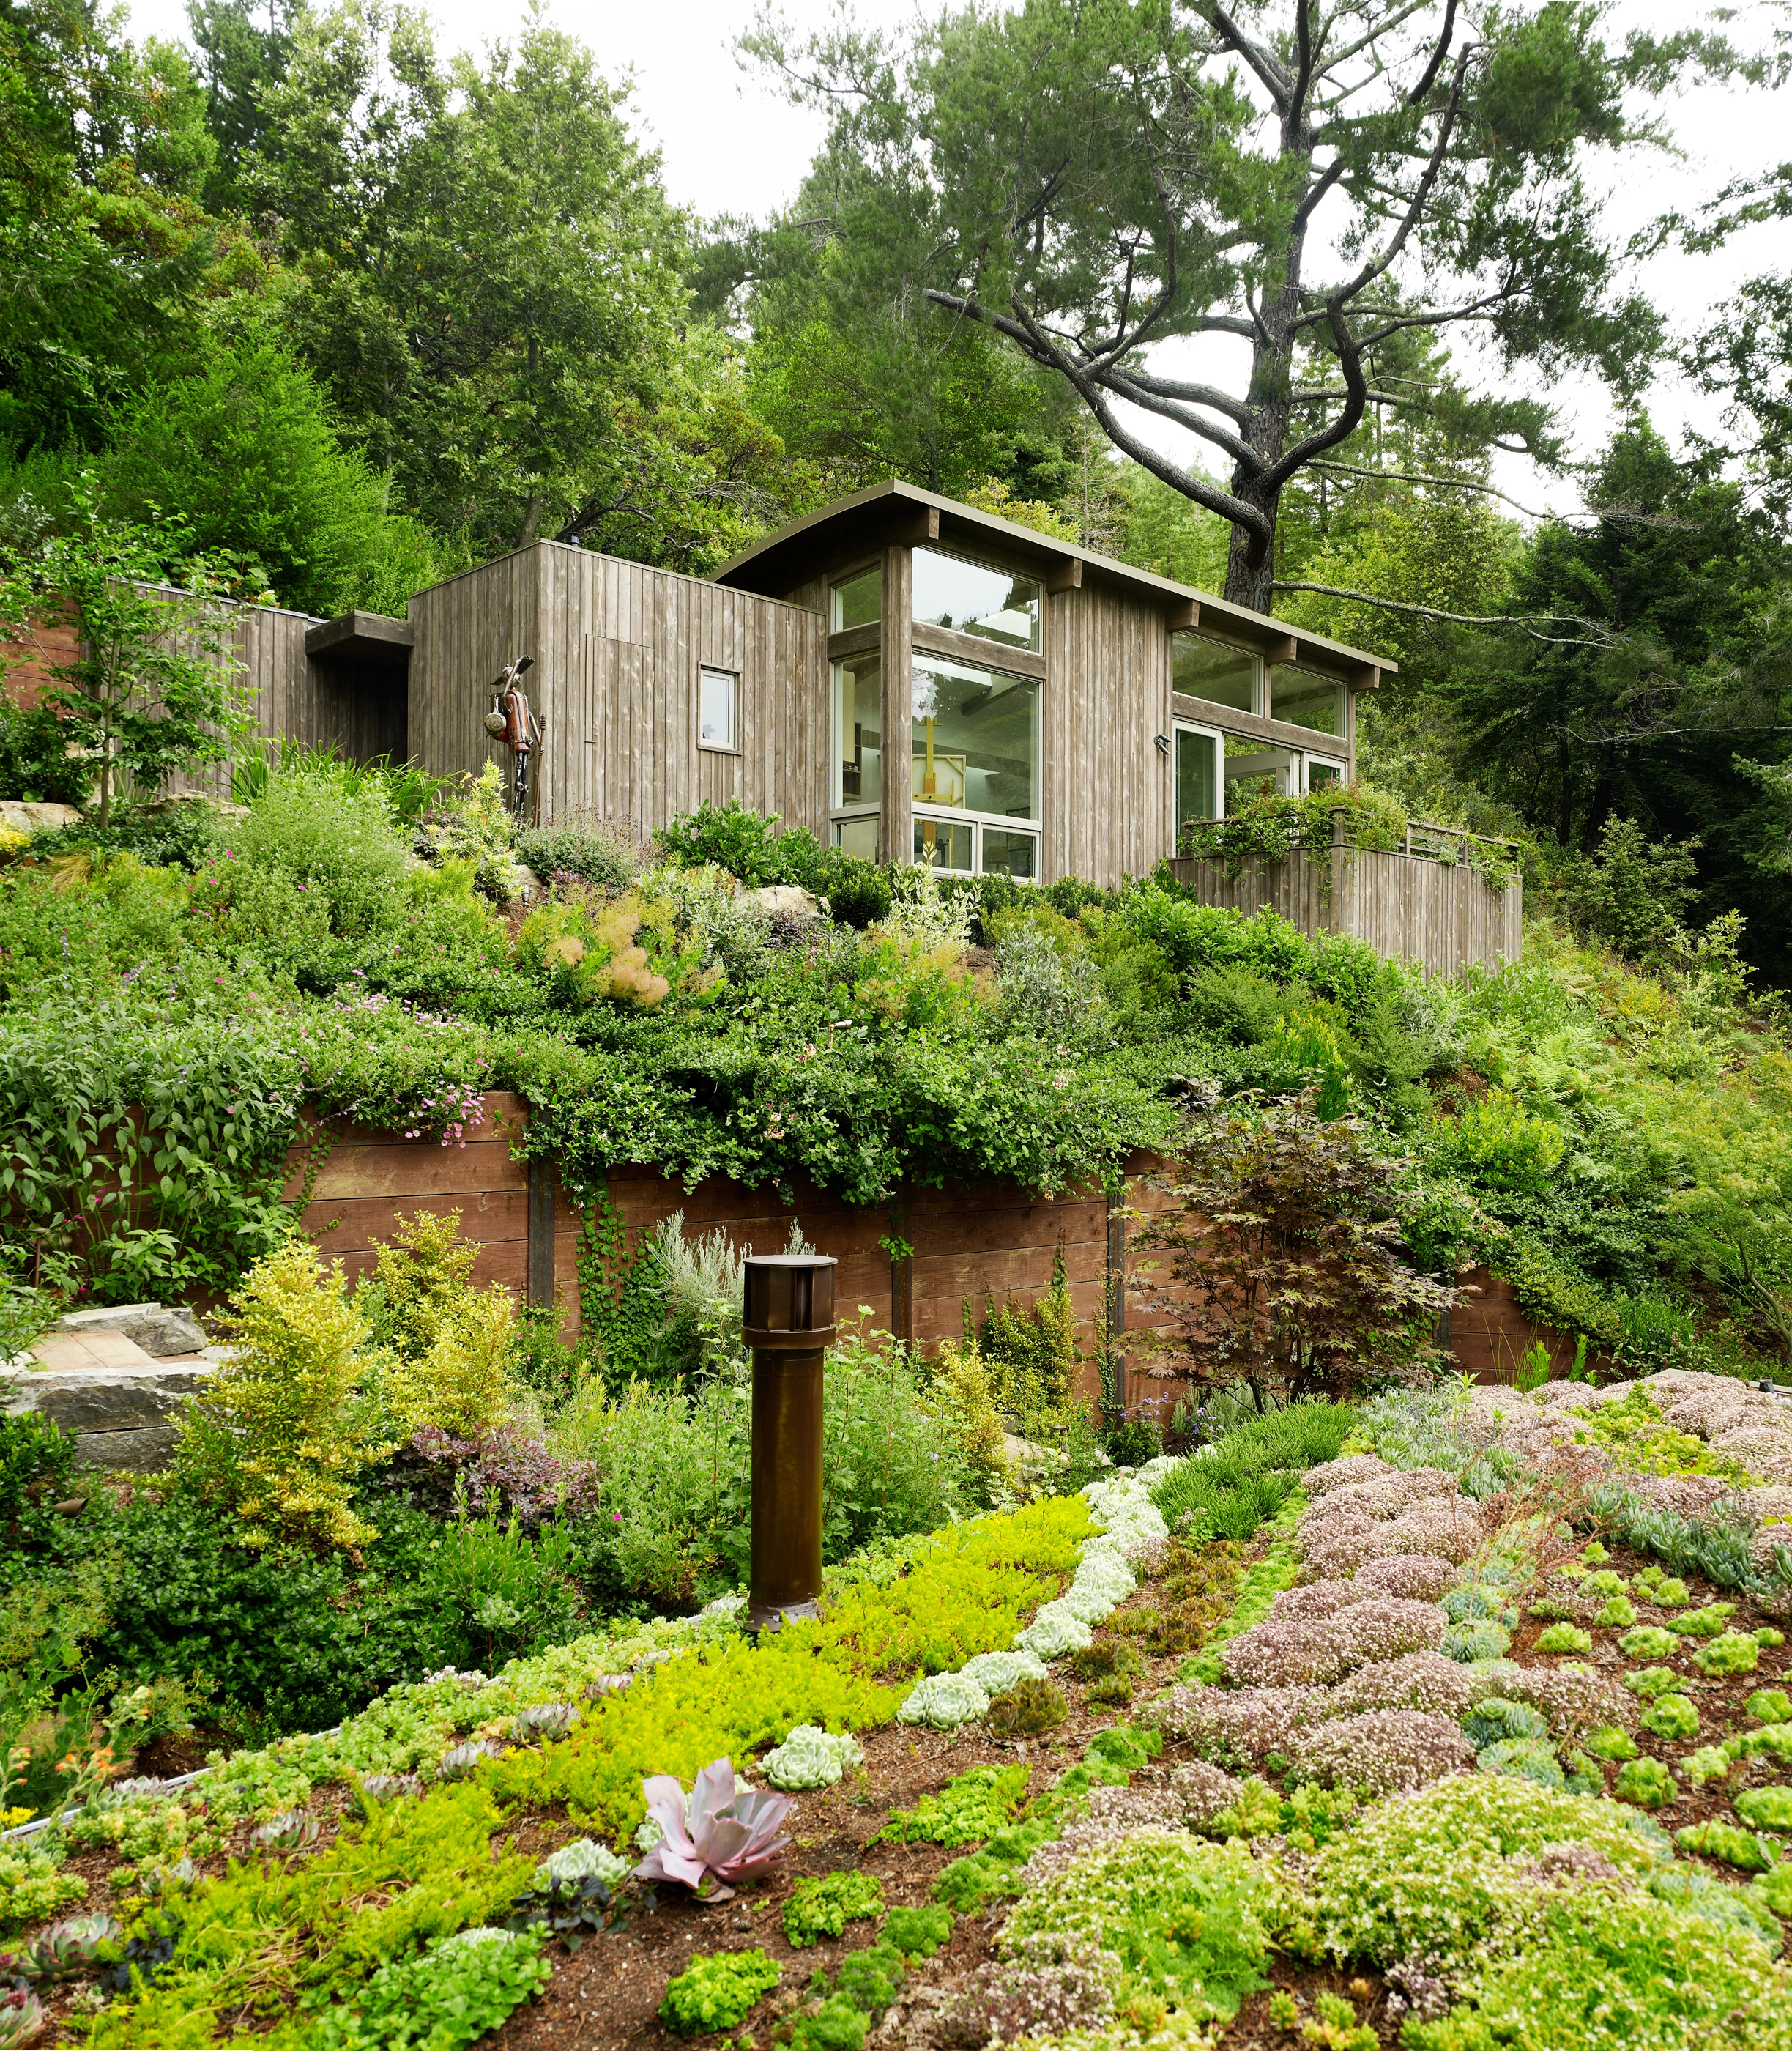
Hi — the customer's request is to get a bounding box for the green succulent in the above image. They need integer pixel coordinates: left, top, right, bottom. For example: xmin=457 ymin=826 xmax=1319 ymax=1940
xmin=1613 ymin=1758 xmax=1675 ymax=1810
xmin=1638 ymin=1694 xmax=1700 ymax=1742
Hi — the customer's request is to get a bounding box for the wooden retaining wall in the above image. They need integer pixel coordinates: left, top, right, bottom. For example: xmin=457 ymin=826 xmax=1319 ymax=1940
xmin=1167 ymin=844 xmax=1522 ymax=977
xmin=285 ymin=1094 xmax=1175 ymax=1414
xmin=1447 ymin=1266 xmax=1617 ymax=1386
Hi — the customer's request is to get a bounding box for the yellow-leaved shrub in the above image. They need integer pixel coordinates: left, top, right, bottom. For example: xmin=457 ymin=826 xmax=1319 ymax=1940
xmin=178 ymin=1239 xmax=392 ymax=1552
xmin=363 ymin=1209 xmax=514 ymax=1441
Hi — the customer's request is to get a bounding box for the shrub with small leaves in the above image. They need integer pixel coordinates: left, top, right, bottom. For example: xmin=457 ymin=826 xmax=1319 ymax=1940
xmin=833 ymin=1940 xmax=905 ymax=2016
xmin=659 ymin=1949 xmax=782 ymax=2035
xmin=1640 ymin=1694 xmax=1700 ymax=1741
xmin=1675 ymin=1820 xmax=1775 ymax=1872
xmin=1618 ymin=1627 xmax=1681 ymax=1661
xmin=1693 ymin=1631 xmax=1761 ymax=1677
xmin=884 ymin=1905 xmax=952 ymax=1960
xmin=1735 ymin=1784 xmax=1792 ymax=1831
xmin=784 ymin=1872 xmax=885 ymax=1948
xmin=1533 ymin=1622 xmax=1593 ymax=1655
xmin=1613 ymin=1758 xmax=1676 ymax=1810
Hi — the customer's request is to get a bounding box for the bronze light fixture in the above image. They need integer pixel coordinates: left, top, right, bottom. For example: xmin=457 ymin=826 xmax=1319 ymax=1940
xmin=741 ymin=1254 xmax=838 ymax=1632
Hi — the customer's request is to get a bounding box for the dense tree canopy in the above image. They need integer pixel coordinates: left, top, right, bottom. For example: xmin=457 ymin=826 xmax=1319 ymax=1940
xmin=742 ymin=0 xmax=1727 ymax=608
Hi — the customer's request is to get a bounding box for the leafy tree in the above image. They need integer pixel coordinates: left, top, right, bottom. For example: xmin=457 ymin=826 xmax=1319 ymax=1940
xmin=103 ymin=331 xmax=395 ymax=614
xmin=746 ymin=0 xmax=1721 ymax=609
xmin=1133 ymin=1095 xmax=1455 ymax=1409
xmin=248 ymin=4 xmax=778 ymax=568
xmin=0 ymin=487 xmax=253 ymax=826
xmin=185 ymin=0 xmax=295 ymax=212
xmin=0 ymin=0 xmax=247 ymax=450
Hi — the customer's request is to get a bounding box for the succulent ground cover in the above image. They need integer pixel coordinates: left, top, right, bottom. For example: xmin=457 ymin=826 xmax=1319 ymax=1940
xmin=12 ymin=1387 xmax=1792 ymax=2050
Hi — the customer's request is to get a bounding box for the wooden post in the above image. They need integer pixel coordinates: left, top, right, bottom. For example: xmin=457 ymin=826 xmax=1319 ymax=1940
xmin=1106 ymin=1202 xmax=1127 ymax=1414
xmin=526 ymin=1157 xmax=557 ymax=1311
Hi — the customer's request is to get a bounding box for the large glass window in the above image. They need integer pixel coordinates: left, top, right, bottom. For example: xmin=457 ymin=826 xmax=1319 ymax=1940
xmin=831 ymin=564 xmax=882 ymax=632
xmin=832 ymin=653 xmax=882 ymax=807
xmin=1224 ymin=736 xmax=1298 ymax=801
xmin=910 ymin=656 xmax=1038 ymax=820
xmin=912 ymin=549 xmax=1041 ymax=652
xmin=835 ymin=814 xmax=880 ymax=860
xmin=1270 ymin=666 xmax=1346 ymax=737
xmin=1175 ymin=727 xmax=1219 ymax=840
xmin=1172 ymin=633 xmax=1260 ymax=713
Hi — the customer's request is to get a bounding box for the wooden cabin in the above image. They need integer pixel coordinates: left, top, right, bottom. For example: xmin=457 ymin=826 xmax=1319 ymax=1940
xmin=133 ymin=480 xmax=1520 ymax=971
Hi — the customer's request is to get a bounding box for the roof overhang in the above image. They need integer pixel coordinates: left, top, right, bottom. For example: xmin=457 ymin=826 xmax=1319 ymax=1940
xmin=305 ymin=611 xmax=415 ymax=663
xmin=713 ymin=480 xmax=1393 ymax=685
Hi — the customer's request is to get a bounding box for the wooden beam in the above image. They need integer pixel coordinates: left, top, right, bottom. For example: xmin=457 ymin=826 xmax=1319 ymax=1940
xmin=305 ymin=610 xmax=416 ymax=661
xmin=1164 ymin=598 xmax=1200 ymax=632
xmin=1262 ymin=633 xmax=1298 ymax=669
xmin=892 ymin=506 xmax=941 ymax=548
xmin=1044 ymin=557 xmax=1082 ymax=595
xmin=1349 ymin=663 xmax=1381 ymax=691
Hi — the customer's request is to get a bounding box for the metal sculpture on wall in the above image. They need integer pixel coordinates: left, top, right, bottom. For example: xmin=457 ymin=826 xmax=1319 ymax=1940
xmin=483 ymin=654 xmax=543 ymax=822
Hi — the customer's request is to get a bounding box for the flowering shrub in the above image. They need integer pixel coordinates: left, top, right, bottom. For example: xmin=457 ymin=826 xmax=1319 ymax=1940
xmin=1285 ymin=1710 xmax=1476 ymax=1798
xmin=938 ymin=1935 xmax=1120 ymax=2047
xmin=1149 ymin=1683 xmax=1328 ymax=1768
xmin=1330 ymin=1653 xmax=1475 ymax=1721
xmin=1353 ymin=1553 xmax=1457 ymax=1603
xmin=1223 ymin=1596 xmax=1444 ymax=1687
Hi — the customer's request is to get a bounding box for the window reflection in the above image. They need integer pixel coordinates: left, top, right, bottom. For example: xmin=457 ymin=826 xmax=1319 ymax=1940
xmin=912 ymin=549 xmax=1041 ymax=651
xmin=910 ymin=656 xmax=1038 ymax=820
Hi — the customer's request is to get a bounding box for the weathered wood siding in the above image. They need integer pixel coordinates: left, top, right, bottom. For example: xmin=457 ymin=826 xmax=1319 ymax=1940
xmin=1167 ymin=845 xmax=1521 ymax=976
xmin=406 ymin=543 xmax=828 ymax=834
xmin=158 ymin=593 xmax=405 ymax=797
xmin=1044 ymin=578 xmax=1174 ymax=887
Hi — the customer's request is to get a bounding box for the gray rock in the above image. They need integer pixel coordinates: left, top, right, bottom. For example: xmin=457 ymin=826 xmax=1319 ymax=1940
xmin=746 ymin=883 xmax=823 ymax=921
xmin=72 ymin=1425 xmax=180 ymax=1473
xmin=7 ymin=1362 xmax=215 ymax=1439
xmin=56 ymin=1302 xmax=209 ymax=1356
xmin=0 ymin=799 xmax=82 ymax=834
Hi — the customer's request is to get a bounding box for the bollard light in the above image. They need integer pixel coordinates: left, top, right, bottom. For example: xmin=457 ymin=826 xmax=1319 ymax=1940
xmin=742 ymin=1254 xmax=837 ymax=1632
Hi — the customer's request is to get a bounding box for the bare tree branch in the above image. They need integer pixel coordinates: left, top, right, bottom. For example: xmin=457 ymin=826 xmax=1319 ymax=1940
xmin=1274 ymin=580 xmax=1611 ymax=640
xmin=1307 ymin=459 xmax=1553 ymax=518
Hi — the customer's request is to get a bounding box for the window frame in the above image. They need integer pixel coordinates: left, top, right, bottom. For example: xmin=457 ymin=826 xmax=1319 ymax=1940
xmin=1171 ymin=630 xmax=1263 ymax=719
xmin=1302 ymin=753 xmax=1347 ymax=795
xmin=910 ymin=544 xmax=1044 ymax=654
xmin=697 ymin=665 xmax=740 ymax=754
xmin=1267 ymin=664 xmax=1348 ymax=740
xmin=829 ymin=560 xmax=885 ymax=634
xmin=1172 ymin=719 xmax=1226 ymax=852
xmin=911 ymin=806 xmax=1040 ymax=880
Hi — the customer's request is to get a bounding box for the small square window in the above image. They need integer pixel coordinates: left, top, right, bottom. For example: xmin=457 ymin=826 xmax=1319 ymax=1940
xmin=699 ymin=667 xmax=737 ymax=750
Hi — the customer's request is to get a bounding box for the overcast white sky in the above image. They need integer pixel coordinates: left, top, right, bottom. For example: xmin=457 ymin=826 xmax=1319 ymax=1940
xmin=124 ymin=0 xmax=1792 ymax=519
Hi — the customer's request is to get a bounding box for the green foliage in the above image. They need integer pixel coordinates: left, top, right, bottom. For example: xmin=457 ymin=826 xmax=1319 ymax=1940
xmin=0 ymin=492 xmax=253 ymax=828
xmin=1675 ymin=1820 xmax=1776 ymax=1873
xmin=1734 ymin=1785 xmax=1792 ymax=1832
xmin=1639 ymin=1695 xmax=1701 ymax=1742
xmin=1534 ymin=1622 xmax=1594 ymax=1654
xmin=0 ymin=698 xmax=89 ymax=806
xmin=784 ymin=1872 xmax=885 ymax=1948
xmin=1694 ymin=1631 xmax=1762 ymax=1678
xmin=1584 ymin=1726 xmax=1640 ymax=1762
xmin=1439 ymin=1089 xmax=1566 ymax=1194
xmin=177 ymin=1239 xmax=390 ymax=1554
xmin=226 ymin=762 xmax=414 ymax=938
xmin=882 ymin=1905 xmax=951 ymax=1960
xmin=312 ymin=1926 xmax=553 ymax=2051
xmin=1003 ymin=1831 xmax=1275 ymax=2024
xmin=1613 ymin=1758 xmax=1676 ymax=1810
xmin=978 ymin=1243 xmax=1079 ymax=1416
xmin=877 ymin=1763 xmax=1030 ymax=1847
xmin=101 ymin=333 xmax=393 ymax=615
xmin=660 ymin=1949 xmax=781 ymax=2034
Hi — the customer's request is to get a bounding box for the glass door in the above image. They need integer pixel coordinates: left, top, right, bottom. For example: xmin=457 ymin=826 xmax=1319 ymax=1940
xmin=1173 ymin=723 xmax=1222 ymax=856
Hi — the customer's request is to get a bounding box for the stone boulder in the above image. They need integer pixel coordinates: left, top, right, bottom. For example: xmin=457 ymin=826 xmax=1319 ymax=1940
xmin=7 ymin=1361 xmax=216 ymax=1472
xmin=54 ymin=1302 xmax=209 ymax=1357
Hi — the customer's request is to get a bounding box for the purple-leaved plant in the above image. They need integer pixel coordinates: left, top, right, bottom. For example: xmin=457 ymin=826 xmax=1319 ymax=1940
xmin=633 ymin=1758 xmax=792 ymax=1902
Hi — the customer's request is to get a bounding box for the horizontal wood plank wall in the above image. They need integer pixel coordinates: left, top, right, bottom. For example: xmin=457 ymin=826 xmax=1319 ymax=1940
xmin=280 ymin=1105 xmax=1172 ymax=1417
xmin=1167 ymin=848 xmax=1520 ymax=976
xmin=1044 ymin=579 xmax=1172 ymax=889
xmin=1449 ymin=1265 xmax=1617 ymax=1386
xmin=283 ymin=1092 xmax=532 ymax=1295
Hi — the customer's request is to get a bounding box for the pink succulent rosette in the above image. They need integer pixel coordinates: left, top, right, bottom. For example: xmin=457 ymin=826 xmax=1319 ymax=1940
xmin=633 ymin=1757 xmax=793 ymax=1902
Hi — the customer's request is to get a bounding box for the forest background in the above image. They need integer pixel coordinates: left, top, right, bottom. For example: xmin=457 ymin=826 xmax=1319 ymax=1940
xmin=8 ymin=0 xmax=1792 ymax=975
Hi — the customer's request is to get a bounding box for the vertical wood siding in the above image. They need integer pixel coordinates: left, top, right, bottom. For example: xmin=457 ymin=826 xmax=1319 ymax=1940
xmin=880 ymin=544 xmax=912 ymax=865
xmin=406 ymin=543 xmax=827 ymax=835
xmin=1041 ymin=579 xmax=1174 ymax=889
xmin=1167 ymin=847 xmax=1523 ymax=976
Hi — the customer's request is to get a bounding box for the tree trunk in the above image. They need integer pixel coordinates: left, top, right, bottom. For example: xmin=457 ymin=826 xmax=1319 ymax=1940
xmin=1220 ymin=103 xmax=1312 ymax=617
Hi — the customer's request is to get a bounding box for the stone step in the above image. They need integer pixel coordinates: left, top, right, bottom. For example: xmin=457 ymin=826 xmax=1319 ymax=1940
xmin=7 ymin=1360 xmax=218 ymax=1472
